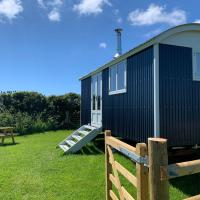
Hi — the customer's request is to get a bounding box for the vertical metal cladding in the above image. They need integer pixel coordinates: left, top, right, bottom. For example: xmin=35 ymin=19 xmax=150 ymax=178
xmin=81 ymin=77 xmax=91 ymax=125
xmin=159 ymin=44 xmax=200 ymax=146
xmin=102 ymin=47 xmax=154 ymax=143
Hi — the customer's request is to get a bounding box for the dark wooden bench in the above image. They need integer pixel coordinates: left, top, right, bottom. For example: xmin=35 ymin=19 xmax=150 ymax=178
xmin=0 ymin=127 xmax=16 ymax=144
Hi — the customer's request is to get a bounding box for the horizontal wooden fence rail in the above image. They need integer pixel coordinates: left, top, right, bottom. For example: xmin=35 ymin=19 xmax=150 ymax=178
xmin=184 ymin=194 xmax=200 ymax=200
xmin=105 ymin=130 xmax=148 ymax=200
xmin=168 ymin=160 xmax=200 ymax=179
xmin=105 ymin=135 xmax=137 ymax=154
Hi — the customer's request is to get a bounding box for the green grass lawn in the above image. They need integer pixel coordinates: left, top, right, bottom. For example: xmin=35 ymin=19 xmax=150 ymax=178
xmin=0 ymin=130 xmax=200 ymax=200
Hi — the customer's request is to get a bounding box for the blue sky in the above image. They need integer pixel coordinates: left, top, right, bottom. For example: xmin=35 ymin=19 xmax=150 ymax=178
xmin=0 ymin=0 xmax=200 ymax=95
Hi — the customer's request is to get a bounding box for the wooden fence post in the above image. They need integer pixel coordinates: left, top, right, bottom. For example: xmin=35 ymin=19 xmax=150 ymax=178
xmin=105 ymin=130 xmax=112 ymax=200
xmin=148 ymin=138 xmax=169 ymax=200
xmin=136 ymin=143 xmax=149 ymax=200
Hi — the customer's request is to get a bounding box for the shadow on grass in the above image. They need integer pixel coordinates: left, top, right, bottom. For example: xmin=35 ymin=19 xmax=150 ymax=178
xmin=21 ymin=130 xmax=56 ymax=137
xmin=170 ymin=173 xmax=200 ymax=197
xmin=75 ymin=136 xmax=105 ymax=155
xmin=16 ymin=129 xmax=75 ymax=138
xmin=0 ymin=142 xmax=20 ymax=147
xmin=67 ymin=135 xmax=138 ymax=156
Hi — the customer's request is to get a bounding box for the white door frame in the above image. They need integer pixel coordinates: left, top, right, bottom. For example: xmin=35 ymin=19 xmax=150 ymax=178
xmin=91 ymin=72 xmax=102 ymax=127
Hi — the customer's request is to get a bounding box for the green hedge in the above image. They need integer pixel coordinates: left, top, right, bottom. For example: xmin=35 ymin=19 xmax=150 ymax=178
xmin=0 ymin=92 xmax=80 ymax=134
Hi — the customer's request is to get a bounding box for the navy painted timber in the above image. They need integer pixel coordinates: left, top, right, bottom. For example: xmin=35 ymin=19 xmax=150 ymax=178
xmin=159 ymin=44 xmax=200 ymax=146
xmin=81 ymin=77 xmax=91 ymax=125
xmin=102 ymin=47 xmax=154 ymax=143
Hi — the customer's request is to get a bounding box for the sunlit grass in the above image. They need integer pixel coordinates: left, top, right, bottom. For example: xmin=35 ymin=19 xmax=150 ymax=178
xmin=0 ymin=130 xmax=199 ymax=199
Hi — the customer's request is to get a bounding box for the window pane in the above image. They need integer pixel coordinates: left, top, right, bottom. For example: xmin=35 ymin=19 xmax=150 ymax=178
xmin=196 ymin=53 xmax=200 ymax=76
xmin=117 ymin=61 xmax=125 ymax=90
xmin=110 ymin=66 xmax=117 ymax=91
xmin=92 ymin=95 xmax=95 ymax=110
xmin=97 ymin=96 xmax=101 ymax=110
xmin=97 ymin=76 xmax=100 ymax=96
xmin=92 ymin=78 xmax=95 ymax=95
xmin=92 ymin=78 xmax=95 ymax=110
xmin=97 ymin=76 xmax=101 ymax=110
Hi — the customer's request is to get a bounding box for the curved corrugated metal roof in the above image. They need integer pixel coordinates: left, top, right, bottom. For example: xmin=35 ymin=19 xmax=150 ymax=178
xmin=80 ymin=23 xmax=200 ymax=80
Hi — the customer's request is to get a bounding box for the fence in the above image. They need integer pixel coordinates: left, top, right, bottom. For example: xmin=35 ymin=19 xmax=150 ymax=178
xmin=105 ymin=130 xmax=200 ymax=200
xmin=105 ymin=130 xmax=149 ymax=200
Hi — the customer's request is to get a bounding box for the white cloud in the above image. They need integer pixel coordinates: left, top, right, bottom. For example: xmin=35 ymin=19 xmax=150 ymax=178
xmin=37 ymin=0 xmax=46 ymax=9
xmin=0 ymin=0 xmax=23 ymax=21
xmin=117 ymin=17 xmax=122 ymax=24
xmin=48 ymin=0 xmax=63 ymax=7
xmin=113 ymin=8 xmax=122 ymax=24
xmin=37 ymin=0 xmax=63 ymax=22
xmin=48 ymin=8 xmax=60 ymax=21
xmin=99 ymin=42 xmax=107 ymax=48
xmin=128 ymin=4 xmax=186 ymax=26
xmin=73 ymin=0 xmax=111 ymax=15
xmin=37 ymin=0 xmax=63 ymax=8
xmin=113 ymin=9 xmax=119 ymax=15
xmin=194 ymin=19 xmax=200 ymax=23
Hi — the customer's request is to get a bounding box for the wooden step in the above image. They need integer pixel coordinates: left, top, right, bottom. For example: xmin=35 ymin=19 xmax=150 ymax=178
xmin=65 ymin=140 xmax=76 ymax=146
xmin=84 ymin=125 xmax=96 ymax=130
xmin=78 ymin=130 xmax=90 ymax=136
xmin=59 ymin=144 xmax=69 ymax=152
xmin=72 ymin=135 xmax=83 ymax=141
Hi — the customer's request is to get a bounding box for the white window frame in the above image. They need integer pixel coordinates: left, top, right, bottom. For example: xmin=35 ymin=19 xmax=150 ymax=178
xmin=109 ymin=60 xmax=127 ymax=95
xmin=193 ymin=49 xmax=200 ymax=81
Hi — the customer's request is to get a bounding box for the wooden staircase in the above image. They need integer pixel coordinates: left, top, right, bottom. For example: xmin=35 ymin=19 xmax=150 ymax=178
xmin=58 ymin=125 xmax=102 ymax=154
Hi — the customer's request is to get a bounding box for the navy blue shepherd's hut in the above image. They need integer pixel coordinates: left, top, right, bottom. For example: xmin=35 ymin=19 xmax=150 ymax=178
xmin=80 ymin=24 xmax=200 ymax=147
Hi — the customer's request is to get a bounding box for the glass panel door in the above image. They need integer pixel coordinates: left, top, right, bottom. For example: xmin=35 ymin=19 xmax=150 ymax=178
xmin=91 ymin=73 xmax=102 ymax=127
xmin=97 ymin=74 xmax=101 ymax=110
xmin=92 ymin=77 xmax=96 ymax=110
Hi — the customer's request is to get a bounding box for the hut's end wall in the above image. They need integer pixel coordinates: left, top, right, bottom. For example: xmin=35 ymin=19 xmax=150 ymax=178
xmin=159 ymin=43 xmax=200 ymax=146
xmin=159 ymin=30 xmax=200 ymax=146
